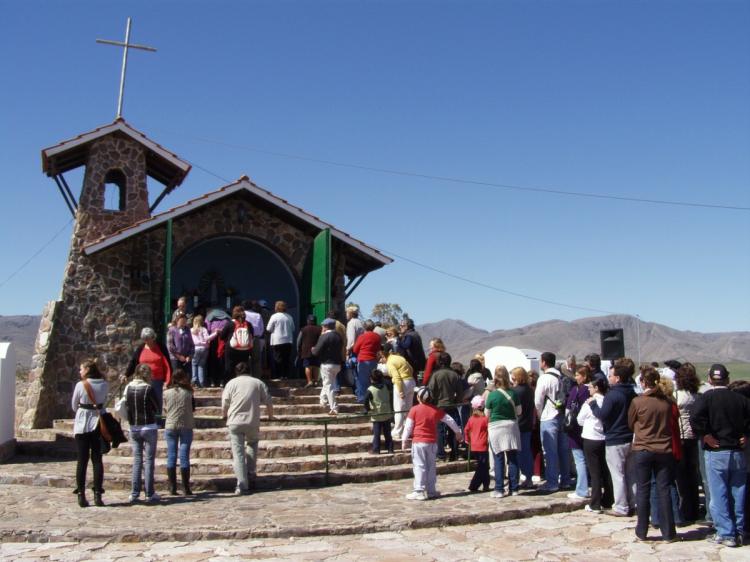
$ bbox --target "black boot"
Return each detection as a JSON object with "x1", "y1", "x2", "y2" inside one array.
[
  {"x1": 93, "y1": 490, "x2": 104, "y2": 507},
  {"x1": 167, "y1": 467, "x2": 178, "y2": 495},
  {"x1": 77, "y1": 490, "x2": 89, "y2": 508},
  {"x1": 181, "y1": 468, "x2": 193, "y2": 496}
]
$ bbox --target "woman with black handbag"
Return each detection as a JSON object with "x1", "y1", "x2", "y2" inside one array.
[{"x1": 71, "y1": 358, "x2": 109, "y2": 507}]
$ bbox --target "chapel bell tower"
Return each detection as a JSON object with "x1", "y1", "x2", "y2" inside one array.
[{"x1": 41, "y1": 119, "x2": 191, "y2": 245}]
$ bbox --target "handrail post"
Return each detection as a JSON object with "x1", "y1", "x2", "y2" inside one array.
[{"x1": 324, "y1": 421, "x2": 330, "y2": 486}]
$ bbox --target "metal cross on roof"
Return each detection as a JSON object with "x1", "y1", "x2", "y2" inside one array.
[{"x1": 96, "y1": 17, "x2": 156, "y2": 119}]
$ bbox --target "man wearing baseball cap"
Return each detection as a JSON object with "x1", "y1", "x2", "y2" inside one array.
[{"x1": 690, "y1": 364, "x2": 750, "y2": 547}]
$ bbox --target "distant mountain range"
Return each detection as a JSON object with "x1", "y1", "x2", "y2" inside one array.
[
  {"x1": 0, "y1": 315, "x2": 39, "y2": 369},
  {"x1": 1, "y1": 314, "x2": 748, "y2": 370},
  {"x1": 417, "y1": 315, "x2": 750, "y2": 366}
]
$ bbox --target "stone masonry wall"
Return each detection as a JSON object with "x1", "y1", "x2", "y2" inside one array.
[
  {"x1": 78, "y1": 135, "x2": 150, "y2": 243},
  {"x1": 21, "y1": 184, "x2": 351, "y2": 428},
  {"x1": 20, "y1": 135, "x2": 153, "y2": 429},
  {"x1": 20, "y1": 235, "x2": 155, "y2": 429},
  {"x1": 170, "y1": 192, "x2": 312, "y2": 278}
]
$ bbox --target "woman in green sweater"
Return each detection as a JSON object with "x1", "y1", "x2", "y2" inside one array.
[{"x1": 485, "y1": 366, "x2": 522, "y2": 498}]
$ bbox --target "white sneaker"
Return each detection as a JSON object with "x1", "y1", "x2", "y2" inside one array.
[
  {"x1": 490, "y1": 490, "x2": 505, "y2": 498},
  {"x1": 585, "y1": 505, "x2": 602, "y2": 514},
  {"x1": 510, "y1": 491, "x2": 520, "y2": 496},
  {"x1": 405, "y1": 491, "x2": 427, "y2": 501},
  {"x1": 567, "y1": 492, "x2": 588, "y2": 500},
  {"x1": 128, "y1": 494, "x2": 139, "y2": 503}
]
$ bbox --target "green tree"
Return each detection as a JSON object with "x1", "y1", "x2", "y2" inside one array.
[{"x1": 371, "y1": 303, "x2": 404, "y2": 327}]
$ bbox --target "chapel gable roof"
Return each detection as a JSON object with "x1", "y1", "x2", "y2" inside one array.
[
  {"x1": 41, "y1": 118, "x2": 191, "y2": 189},
  {"x1": 82, "y1": 177, "x2": 393, "y2": 277}
]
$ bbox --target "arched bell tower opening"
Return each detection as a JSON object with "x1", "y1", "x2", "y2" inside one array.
[{"x1": 103, "y1": 169, "x2": 127, "y2": 211}]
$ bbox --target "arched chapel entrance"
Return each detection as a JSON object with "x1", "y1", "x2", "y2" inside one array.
[{"x1": 172, "y1": 236, "x2": 300, "y2": 324}]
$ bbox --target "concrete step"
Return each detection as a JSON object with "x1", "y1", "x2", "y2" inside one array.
[
  {"x1": 39, "y1": 422, "x2": 374, "y2": 445},
  {"x1": 17, "y1": 428, "x2": 381, "y2": 461},
  {"x1": 195, "y1": 385, "x2": 356, "y2": 399},
  {"x1": 194, "y1": 403, "x2": 364, "y2": 417},
  {"x1": 106, "y1": 435, "x2": 383, "y2": 460},
  {"x1": 193, "y1": 393, "x2": 359, "y2": 407},
  {"x1": 0, "y1": 454, "x2": 470, "y2": 492},
  {"x1": 52, "y1": 412, "x2": 370, "y2": 433},
  {"x1": 102, "y1": 450, "x2": 422, "y2": 475}
]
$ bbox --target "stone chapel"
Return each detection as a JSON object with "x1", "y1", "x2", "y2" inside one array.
[{"x1": 19, "y1": 118, "x2": 391, "y2": 429}]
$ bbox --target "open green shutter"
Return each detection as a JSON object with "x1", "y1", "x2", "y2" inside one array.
[{"x1": 310, "y1": 228, "x2": 331, "y2": 323}]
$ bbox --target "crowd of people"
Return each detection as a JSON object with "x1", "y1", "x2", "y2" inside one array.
[{"x1": 70, "y1": 300, "x2": 750, "y2": 549}]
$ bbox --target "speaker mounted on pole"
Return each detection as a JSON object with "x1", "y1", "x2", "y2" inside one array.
[{"x1": 600, "y1": 329, "x2": 625, "y2": 360}]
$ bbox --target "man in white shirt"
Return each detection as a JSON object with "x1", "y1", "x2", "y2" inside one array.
[
  {"x1": 534, "y1": 351, "x2": 572, "y2": 493},
  {"x1": 222, "y1": 363, "x2": 274, "y2": 494}
]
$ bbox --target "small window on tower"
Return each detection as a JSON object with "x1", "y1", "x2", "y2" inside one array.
[{"x1": 103, "y1": 169, "x2": 127, "y2": 211}]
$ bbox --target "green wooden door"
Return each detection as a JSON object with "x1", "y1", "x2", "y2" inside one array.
[{"x1": 310, "y1": 228, "x2": 331, "y2": 322}]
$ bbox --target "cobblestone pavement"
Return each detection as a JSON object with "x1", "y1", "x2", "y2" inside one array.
[
  {"x1": 0, "y1": 512, "x2": 746, "y2": 561},
  {"x1": 0, "y1": 465, "x2": 588, "y2": 542},
  {"x1": 0, "y1": 464, "x2": 746, "y2": 560}
]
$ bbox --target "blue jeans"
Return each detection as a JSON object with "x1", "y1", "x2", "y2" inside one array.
[
  {"x1": 165, "y1": 428, "x2": 193, "y2": 469},
  {"x1": 356, "y1": 360, "x2": 377, "y2": 403},
  {"x1": 192, "y1": 348, "x2": 208, "y2": 387},
  {"x1": 519, "y1": 431, "x2": 534, "y2": 484},
  {"x1": 572, "y1": 447, "x2": 589, "y2": 497},
  {"x1": 650, "y1": 475, "x2": 684, "y2": 527},
  {"x1": 540, "y1": 414, "x2": 571, "y2": 490},
  {"x1": 705, "y1": 449, "x2": 747, "y2": 539},
  {"x1": 493, "y1": 449, "x2": 519, "y2": 493},
  {"x1": 130, "y1": 427, "x2": 158, "y2": 498},
  {"x1": 150, "y1": 379, "x2": 164, "y2": 416},
  {"x1": 698, "y1": 439, "x2": 712, "y2": 521}
]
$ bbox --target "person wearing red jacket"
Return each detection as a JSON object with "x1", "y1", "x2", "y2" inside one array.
[
  {"x1": 352, "y1": 320, "x2": 383, "y2": 404},
  {"x1": 421, "y1": 338, "x2": 446, "y2": 385}
]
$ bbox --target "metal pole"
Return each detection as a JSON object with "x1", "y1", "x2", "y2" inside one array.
[
  {"x1": 324, "y1": 421, "x2": 330, "y2": 486},
  {"x1": 58, "y1": 174, "x2": 78, "y2": 209},
  {"x1": 116, "y1": 17, "x2": 132, "y2": 118},
  {"x1": 53, "y1": 176, "x2": 76, "y2": 217}
]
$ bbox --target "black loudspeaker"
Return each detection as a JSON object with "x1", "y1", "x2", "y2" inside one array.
[{"x1": 600, "y1": 329, "x2": 625, "y2": 360}]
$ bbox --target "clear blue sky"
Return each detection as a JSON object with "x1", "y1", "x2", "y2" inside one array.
[{"x1": 1, "y1": 0, "x2": 748, "y2": 333}]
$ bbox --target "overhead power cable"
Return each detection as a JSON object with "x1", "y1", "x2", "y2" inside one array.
[
  {"x1": 162, "y1": 130, "x2": 750, "y2": 212},
  {"x1": 177, "y1": 156, "x2": 625, "y2": 315},
  {"x1": 0, "y1": 219, "x2": 73, "y2": 289},
  {"x1": 381, "y1": 249, "x2": 620, "y2": 315}
]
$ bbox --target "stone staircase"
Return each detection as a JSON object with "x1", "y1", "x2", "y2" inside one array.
[{"x1": 15, "y1": 379, "x2": 468, "y2": 492}]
